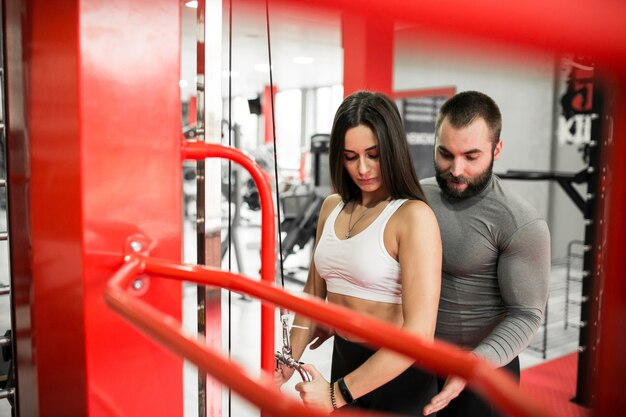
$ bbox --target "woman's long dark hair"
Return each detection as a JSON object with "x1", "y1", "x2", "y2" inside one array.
[{"x1": 329, "y1": 90, "x2": 427, "y2": 203}]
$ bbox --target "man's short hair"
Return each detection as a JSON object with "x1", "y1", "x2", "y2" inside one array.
[{"x1": 435, "y1": 91, "x2": 502, "y2": 144}]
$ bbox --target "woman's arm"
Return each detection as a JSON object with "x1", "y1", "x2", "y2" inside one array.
[
  {"x1": 287, "y1": 260, "x2": 327, "y2": 361},
  {"x1": 336, "y1": 200, "x2": 442, "y2": 405},
  {"x1": 277, "y1": 194, "x2": 341, "y2": 379}
]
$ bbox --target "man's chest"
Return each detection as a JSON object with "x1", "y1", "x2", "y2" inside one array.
[{"x1": 438, "y1": 213, "x2": 502, "y2": 278}]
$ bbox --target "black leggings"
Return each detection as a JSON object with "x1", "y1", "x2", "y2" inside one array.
[
  {"x1": 436, "y1": 356, "x2": 520, "y2": 417},
  {"x1": 331, "y1": 335, "x2": 437, "y2": 416}
]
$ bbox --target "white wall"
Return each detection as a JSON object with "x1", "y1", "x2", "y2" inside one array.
[{"x1": 394, "y1": 32, "x2": 582, "y2": 259}]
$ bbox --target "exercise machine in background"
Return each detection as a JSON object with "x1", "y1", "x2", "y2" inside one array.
[{"x1": 278, "y1": 134, "x2": 331, "y2": 284}]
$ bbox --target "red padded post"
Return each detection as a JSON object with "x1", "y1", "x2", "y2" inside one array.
[{"x1": 4, "y1": 0, "x2": 184, "y2": 415}]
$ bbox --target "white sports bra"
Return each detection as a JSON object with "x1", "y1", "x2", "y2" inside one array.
[{"x1": 313, "y1": 199, "x2": 408, "y2": 304}]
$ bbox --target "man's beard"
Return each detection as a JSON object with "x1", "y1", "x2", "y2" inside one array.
[{"x1": 434, "y1": 157, "x2": 494, "y2": 200}]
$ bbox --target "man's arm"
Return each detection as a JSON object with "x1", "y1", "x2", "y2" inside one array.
[
  {"x1": 424, "y1": 218, "x2": 550, "y2": 415},
  {"x1": 473, "y1": 219, "x2": 551, "y2": 366}
]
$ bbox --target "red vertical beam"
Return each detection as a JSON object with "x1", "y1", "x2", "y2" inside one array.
[
  {"x1": 341, "y1": 13, "x2": 393, "y2": 97},
  {"x1": 5, "y1": 0, "x2": 184, "y2": 415},
  {"x1": 30, "y1": 0, "x2": 87, "y2": 411},
  {"x1": 79, "y1": 1, "x2": 183, "y2": 416},
  {"x1": 263, "y1": 85, "x2": 278, "y2": 143},
  {"x1": 5, "y1": 0, "x2": 84, "y2": 414},
  {"x1": 594, "y1": 82, "x2": 626, "y2": 415}
]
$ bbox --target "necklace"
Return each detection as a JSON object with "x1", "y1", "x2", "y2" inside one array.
[{"x1": 345, "y1": 201, "x2": 372, "y2": 239}]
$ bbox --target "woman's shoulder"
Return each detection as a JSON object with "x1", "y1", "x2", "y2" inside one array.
[
  {"x1": 390, "y1": 199, "x2": 441, "y2": 245},
  {"x1": 323, "y1": 193, "x2": 343, "y2": 204},
  {"x1": 395, "y1": 198, "x2": 431, "y2": 213},
  {"x1": 393, "y1": 199, "x2": 438, "y2": 226},
  {"x1": 319, "y1": 194, "x2": 344, "y2": 221},
  {"x1": 321, "y1": 193, "x2": 343, "y2": 210}
]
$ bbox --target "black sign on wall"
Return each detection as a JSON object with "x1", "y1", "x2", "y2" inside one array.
[{"x1": 401, "y1": 95, "x2": 449, "y2": 180}]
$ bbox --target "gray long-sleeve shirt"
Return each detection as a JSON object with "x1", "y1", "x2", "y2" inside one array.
[{"x1": 421, "y1": 175, "x2": 550, "y2": 367}]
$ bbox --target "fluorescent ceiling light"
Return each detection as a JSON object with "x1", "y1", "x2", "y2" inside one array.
[
  {"x1": 179, "y1": 80, "x2": 189, "y2": 88},
  {"x1": 254, "y1": 63, "x2": 273, "y2": 72},
  {"x1": 185, "y1": 1, "x2": 198, "y2": 9},
  {"x1": 293, "y1": 56, "x2": 314, "y2": 64}
]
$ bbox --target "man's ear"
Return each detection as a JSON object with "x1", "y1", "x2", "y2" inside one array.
[{"x1": 493, "y1": 140, "x2": 503, "y2": 161}]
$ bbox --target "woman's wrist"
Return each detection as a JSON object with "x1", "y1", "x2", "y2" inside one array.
[
  {"x1": 329, "y1": 381, "x2": 347, "y2": 409},
  {"x1": 336, "y1": 377, "x2": 356, "y2": 406},
  {"x1": 329, "y1": 381, "x2": 338, "y2": 410}
]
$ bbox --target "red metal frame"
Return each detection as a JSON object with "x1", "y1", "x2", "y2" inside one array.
[
  {"x1": 593, "y1": 87, "x2": 626, "y2": 416},
  {"x1": 181, "y1": 141, "x2": 276, "y2": 375},
  {"x1": 105, "y1": 250, "x2": 554, "y2": 417}
]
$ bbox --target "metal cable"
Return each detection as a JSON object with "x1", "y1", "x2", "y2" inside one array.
[
  {"x1": 264, "y1": 0, "x2": 311, "y2": 384},
  {"x1": 227, "y1": 0, "x2": 233, "y2": 414},
  {"x1": 264, "y1": 0, "x2": 286, "y2": 289}
]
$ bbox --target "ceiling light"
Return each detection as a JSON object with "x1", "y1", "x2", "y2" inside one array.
[
  {"x1": 293, "y1": 56, "x2": 314, "y2": 64},
  {"x1": 254, "y1": 63, "x2": 273, "y2": 72},
  {"x1": 185, "y1": 1, "x2": 198, "y2": 8}
]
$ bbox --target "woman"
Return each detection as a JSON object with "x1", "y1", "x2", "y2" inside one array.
[{"x1": 276, "y1": 91, "x2": 442, "y2": 415}]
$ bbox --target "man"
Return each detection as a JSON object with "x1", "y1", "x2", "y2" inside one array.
[{"x1": 421, "y1": 91, "x2": 551, "y2": 417}]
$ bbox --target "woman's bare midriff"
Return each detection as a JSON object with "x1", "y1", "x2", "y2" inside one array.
[{"x1": 327, "y1": 291, "x2": 403, "y2": 342}]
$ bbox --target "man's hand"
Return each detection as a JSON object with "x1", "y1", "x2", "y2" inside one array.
[{"x1": 423, "y1": 375, "x2": 466, "y2": 415}]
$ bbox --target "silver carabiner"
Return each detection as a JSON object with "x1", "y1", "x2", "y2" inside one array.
[{"x1": 275, "y1": 309, "x2": 312, "y2": 382}]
